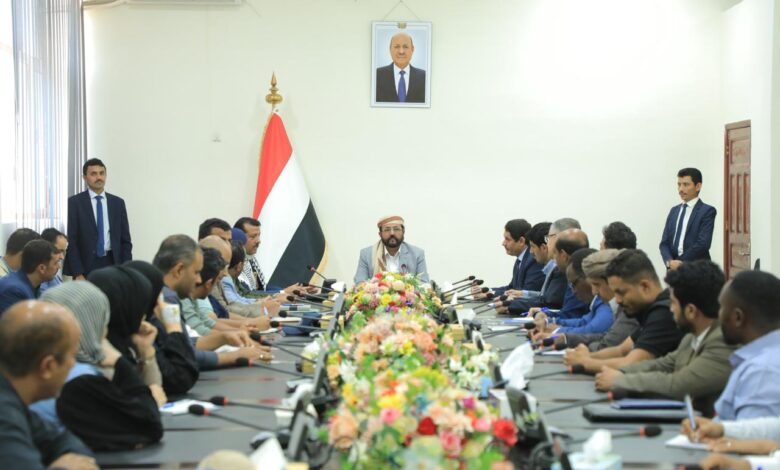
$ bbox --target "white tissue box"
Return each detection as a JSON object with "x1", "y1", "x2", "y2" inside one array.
[{"x1": 553, "y1": 453, "x2": 621, "y2": 470}]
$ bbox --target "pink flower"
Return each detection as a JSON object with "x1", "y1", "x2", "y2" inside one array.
[
  {"x1": 439, "y1": 431, "x2": 462, "y2": 457},
  {"x1": 380, "y1": 407, "x2": 402, "y2": 425},
  {"x1": 462, "y1": 396, "x2": 476, "y2": 410},
  {"x1": 473, "y1": 417, "x2": 491, "y2": 433}
]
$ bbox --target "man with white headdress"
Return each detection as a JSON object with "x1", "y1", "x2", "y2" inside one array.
[{"x1": 354, "y1": 215, "x2": 428, "y2": 284}]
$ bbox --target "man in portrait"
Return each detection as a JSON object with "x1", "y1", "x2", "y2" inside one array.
[{"x1": 375, "y1": 31, "x2": 426, "y2": 103}]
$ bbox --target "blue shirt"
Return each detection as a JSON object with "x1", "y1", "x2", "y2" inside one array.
[
  {"x1": 39, "y1": 273, "x2": 63, "y2": 294},
  {"x1": 521, "y1": 259, "x2": 556, "y2": 297},
  {"x1": 714, "y1": 328, "x2": 780, "y2": 421},
  {"x1": 555, "y1": 296, "x2": 614, "y2": 334},
  {"x1": 222, "y1": 276, "x2": 255, "y2": 305},
  {"x1": 0, "y1": 270, "x2": 38, "y2": 315},
  {"x1": 551, "y1": 285, "x2": 590, "y2": 320}
]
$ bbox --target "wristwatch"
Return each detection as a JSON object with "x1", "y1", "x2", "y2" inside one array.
[{"x1": 665, "y1": 260, "x2": 671, "y2": 270}]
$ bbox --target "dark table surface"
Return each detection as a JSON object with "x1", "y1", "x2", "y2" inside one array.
[{"x1": 96, "y1": 309, "x2": 714, "y2": 469}]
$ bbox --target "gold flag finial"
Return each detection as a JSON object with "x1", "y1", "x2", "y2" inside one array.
[{"x1": 265, "y1": 73, "x2": 283, "y2": 110}]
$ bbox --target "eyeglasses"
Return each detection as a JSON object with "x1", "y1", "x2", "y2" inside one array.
[
  {"x1": 381, "y1": 226, "x2": 404, "y2": 233},
  {"x1": 544, "y1": 233, "x2": 557, "y2": 244}
]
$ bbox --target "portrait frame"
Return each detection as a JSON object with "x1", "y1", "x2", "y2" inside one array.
[{"x1": 371, "y1": 21, "x2": 432, "y2": 108}]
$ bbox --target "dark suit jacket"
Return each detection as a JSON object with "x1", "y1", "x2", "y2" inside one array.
[
  {"x1": 0, "y1": 270, "x2": 37, "y2": 315},
  {"x1": 493, "y1": 249, "x2": 545, "y2": 296},
  {"x1": 64, "y1": 191, "x2": 132, "y2": 276},
  {"x1": 507, "y1": 266, "x2": 567, "y2": 314},
  {"x1": 375, "y1": 64, "x2": 426, "y2": 103},
  {"x1": 659, "y1": 199, "x2": 716, "y2": 263}
]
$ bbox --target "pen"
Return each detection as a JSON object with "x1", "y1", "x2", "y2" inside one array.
[{"x1": 684, "y1": 394, "x2": 697, "y2": 432}]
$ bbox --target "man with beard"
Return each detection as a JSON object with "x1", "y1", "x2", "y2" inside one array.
[
  {"x1": 593, "y1": 260, "x2": 734, "y2": 417},
  {"x1": 354, "y1": 215, "x2": 428, "y2": 283},
  {"x1": 564, "y1": 249, "x2": 684, "y2": 373}
]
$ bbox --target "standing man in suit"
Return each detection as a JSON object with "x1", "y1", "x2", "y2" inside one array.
[
  {"x1": 491, "y1": 219, "x2": 545, "y2": 296},
  {"x1": 375, "y1": 31, "x2": 426, "y2": 103},
  {"x1": 354, "y1": 215, "x2": 428, "y2": 283},
  {"x1": 64, "y1": 158, "x2": 132, "y2": 279},
  {"x1": 659, "y1": 168, "x2": 716, "y2": 270}
]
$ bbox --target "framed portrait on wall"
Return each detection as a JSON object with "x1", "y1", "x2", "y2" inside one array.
[{"x1": 371, "y1": 21, "x2": 431, "y2": 108}]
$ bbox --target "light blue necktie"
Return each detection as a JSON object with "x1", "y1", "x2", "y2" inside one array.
[
  {"x1": 398, "y1": 71, "x2": 407, "y2": 102},
  {"x1": 96, "y1": 195, "x2": 105, "y2": 257}
]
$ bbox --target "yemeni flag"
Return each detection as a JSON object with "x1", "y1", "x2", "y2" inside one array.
[{"x1": 253, "y1": 112, "x2": 327, "y2": 287}]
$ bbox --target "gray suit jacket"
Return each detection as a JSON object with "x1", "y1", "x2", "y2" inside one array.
[
  {"x1": 354, "y1": 242, "x2": 428, "y2": 284},
  {"x1": 614, "y1": 321, "x2": 735, "y2": 417}
]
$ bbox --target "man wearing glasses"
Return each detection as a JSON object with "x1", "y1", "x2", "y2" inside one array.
[{"x1": 354, "y1": 215, "x2": 429, "y2": 284}]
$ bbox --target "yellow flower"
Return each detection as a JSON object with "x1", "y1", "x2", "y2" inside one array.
[
  {"x1": 400, "y1": 340, "x2": 414, "y2": 355},
  {"x1": 380, "y1": 294, "x2": 392, "y2": 305},
  {"x1": 377, "y1": 393, "x2": 404, "y2": 410}
]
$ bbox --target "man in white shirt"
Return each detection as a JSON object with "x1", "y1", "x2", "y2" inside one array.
[
  {"x1": 659, "y1": 167, "x2": 717, "y2": 271},
  {"x1": 354, "y1": 215, "x2": 428, "y2": 284}
]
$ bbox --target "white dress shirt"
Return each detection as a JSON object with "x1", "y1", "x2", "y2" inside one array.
[
  {"x1": 690, "y1": 326, "x2": 710, "y2": 353},
  {"x1": 88, "y1": 188, "x2": 111, "y2": 252},
  {"x1": 384, "y1": 247, "x2": 401, "y2": 273},
  {"x1": 674, "y1": 197, "x2": 699, "y2": 257},
  {"x1": 393, "y1": 64, "x2": 410, "y2": 96}
]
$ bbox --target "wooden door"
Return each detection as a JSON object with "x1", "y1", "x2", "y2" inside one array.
[{"x1": 724, "y1": 121, "x2": 751, "y2": 278}]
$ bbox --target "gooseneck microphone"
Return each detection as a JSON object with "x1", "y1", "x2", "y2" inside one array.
[
  {"x1": 188, "y1": 404, "x2": 275, "y2": 431},
  {"x1": 235, "y1": 357, "x2": 310, "y2": 378},
  {"x1": 285, "y1": 296, "x2": 331, "y2": 311},
  {"x1": 208, "y1": 395, "x2": 282, "y2": 412},
  {"x1": 544, "y1": 391, "x2": 616, "y2": 414},
  {"x1": 306, "y1": 265, "x2": 327, "y2": 281},
  {"x1": 526, "y1": 365, "x2": 585, "y2": 381},
  {"x1": 440, "y1": 279, "x2": 484, "y2": 296}
]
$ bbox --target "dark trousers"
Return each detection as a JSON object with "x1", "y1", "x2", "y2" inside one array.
[{"x1": 87, "y1": 251, "x2": 114, "y2": 274}]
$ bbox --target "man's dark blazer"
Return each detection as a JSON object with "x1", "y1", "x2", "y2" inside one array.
[
  {"x1": 493, "y1": 249, "x2": 545, "y2": 296},
  {"x1": 64, "y1": 191, "x2": 132, "y2": 277},
  {"x1": 0, "y1": 270, "x2": 37, "y2": 315},
  {"x1": 659, "y1": 199, "x2": 716, "y2": 263},
  {"x1": 375, "y1": 64, "x2": 426, "y2": 103},
  {"x1": 507, "y1": 266, "x2": 567, "y2": 315}
]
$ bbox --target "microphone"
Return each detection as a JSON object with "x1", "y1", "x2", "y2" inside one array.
[
  {"x1": 467, "y1": 292, "x2": 495, "y2": 303},
  {"x1": 273, "y1": 344, "x2": 316, "y2": 363},
  {"x1": 449, "y1": 275, "x2": 477, "y2": 286},
  {"x1": 566, "y1": 425, "x2": 662, "y2": 445},
  {"x1": 188, "y1": 404, "x2": 275, "y2": 432},
  {"x1": 525, "y1": 366, "x2": 583, "y2": 381},
  {"x1": 292, "y1": 289, "x2": 329, "y2": 302},
  {"x1": 248, "y1": 331, "x2": 272, "y2": 346},
  {"x1": 544, "y1": 392, "x2": 616, "y2": 414},
  {"x1": 235, "y1": 357, "x2": 310, "y2": 378},
  {"x1": 440, "y1": 280, "x2": 484, "y2": 296},
  {"x1": 277, "y1": 310, "x2": 317, "y2": 320},
  {"x1": 273, "y1": 321, "x2": 325, "y2": 333},
  {"x1": 482, "y1": 326, "x2": 529, "y2": 339},
  {"x1": 285, "y1": 296, "x2": 331, "y2": 311},
  {"x1": 306, "y1": 265, "x2": 327, "y2": 281},
  {"x1": 208, "y1": 395, "x2": 283, "y2": 412},
  {"x1": 460, "y1": 287, "x2": 490, "y2": 298},
  {"x1": 303, "y1": 282, "x2": 341, "y2": 294}
]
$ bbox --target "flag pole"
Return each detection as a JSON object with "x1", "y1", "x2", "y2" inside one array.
[{"x1": 265, "y1": 72, "x2": 283, "y2": 111}]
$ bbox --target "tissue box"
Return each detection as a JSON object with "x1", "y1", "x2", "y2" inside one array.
[
  {"x1": 449, "y1": 324, "x2": 465, "y2": 341},
  {"x1": 552, "y1": 453, "x2": 622, "y2": 470}
]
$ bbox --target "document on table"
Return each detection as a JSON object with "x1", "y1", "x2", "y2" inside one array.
[
  {"x1": 540, "y1": 350, "x2": 566, "y2": 356},
  {"x1": 665, "y1": 434, "x2": 708, "y2": 450}
]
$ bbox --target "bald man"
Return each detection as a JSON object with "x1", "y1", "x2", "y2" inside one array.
[
  {"x1": 376, "y1": 31, "x2": 426, "y2": 103},
  {"x1": 0, "y1": 301, "x2": 97, "y2": 470}
]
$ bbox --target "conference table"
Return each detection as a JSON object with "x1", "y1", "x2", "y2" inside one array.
[{"x1": 96, "y1": 306, "x2": 715, "y2": 469}]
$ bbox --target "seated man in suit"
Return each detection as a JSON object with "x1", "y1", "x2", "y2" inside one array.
[
  {"x1": 594, "y1": 260, "x2": 734, "y2": 418},
  {"x1": 354, "y1": 215, "x2": 428, "y2": 283},
  {"x1": 564, "y1": 249, "x2": 684, "y2": 374},
  {"x1": 0, "y1": 240, "x2": 59, "y2": 315},
  {"x1": 375, "y1": 31, "x2": 426, "y2": 103},
  {"x1": 64, "y1": 158, "x2": 133, "y2": 279},
  {"x1": 490, "y1": 219, "x2": 544, "y2": 296},
  {"x1": 39, "y1": 228, "x2": 68, "y2": 294},
  {"x1": 0, "y1": 228, "x2": 40, "y2": 279},
  {"x1": 659, "y1": 167, "x2": 717, "y2": 270},
  {"x1": 531, "y1": 248, "x2": 614, "y2": 339},
  {"x1": 600, "y1": 221, "x2": 637, "y2": 250},
  {"x1": 495, "y1": 222, "x2": 565, "y2": 315},
  {"x1": 0, "y1": 300, "x2": 96, "y2": 470}
]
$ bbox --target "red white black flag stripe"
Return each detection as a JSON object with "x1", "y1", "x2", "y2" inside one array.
[{"x1": 253, "y1": 112, "x2": 327, "y2": 287}]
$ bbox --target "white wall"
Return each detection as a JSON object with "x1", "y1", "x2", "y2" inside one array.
[
  {"x1": 84, "y1": 0, "x2": 727, "y2": 285},
  {"x1": 721, "y1": 0, "x2": 777, "y2": 273}
]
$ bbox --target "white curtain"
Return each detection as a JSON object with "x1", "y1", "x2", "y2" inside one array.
[{"x1": 3, "y1": 0, "x2": 86, "y2": 242}]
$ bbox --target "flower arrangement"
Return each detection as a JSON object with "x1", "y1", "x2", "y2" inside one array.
[{"x1": 322, "y1": 272, "x2": 515, "y2": 468}]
